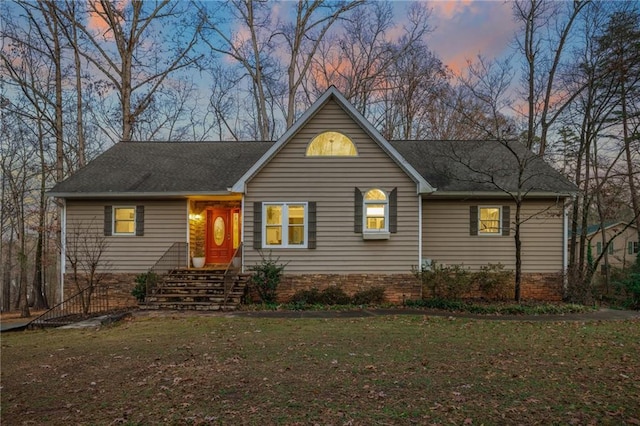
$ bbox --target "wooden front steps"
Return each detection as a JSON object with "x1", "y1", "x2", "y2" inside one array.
[{"x1": 141, "y1": 267, "x2": 251, "y2": 311}]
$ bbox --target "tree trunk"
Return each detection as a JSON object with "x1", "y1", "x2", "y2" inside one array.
[{"x1": 514, "y1": 201, "x2": 522, "y2": 302}]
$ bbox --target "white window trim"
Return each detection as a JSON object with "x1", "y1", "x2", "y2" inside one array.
[
  {"x1": 478, "y1": 205, "x2": 502, "y2": 236},
  {"x1": 262, "y1": 202, "x2": 308, "y2": 248},
  {"x1": 363, "y1": 189, "x2": 390, "y2": 239},
  {"x1": 113, "y1": 206, "x2": 136, "y2": 236}
]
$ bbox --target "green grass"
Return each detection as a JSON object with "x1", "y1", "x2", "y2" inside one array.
[{"x1": 2, "y1": 314, "x2": 639, "y2": 425}]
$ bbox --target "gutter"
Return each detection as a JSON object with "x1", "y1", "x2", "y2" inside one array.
[
  {"x1": 46, "y1": 191, "x2": 239, "y2": 199},
  {"x1": 422, "y1": 191, "x2": 577, "y2": 199}
]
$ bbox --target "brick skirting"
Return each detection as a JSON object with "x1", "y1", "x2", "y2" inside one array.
[
  {"x1": 274, "y1": 274, "x2": 422, "y2": 304},
  {"x1": 268, "y1": 272, "x2": 563, "y2": 304},
  {"x1": 64, "y1": 270, "x2": 563, "y2": 309},
  {"x1": 520, "y1": 272, "x2": 564, "y2": 301}
]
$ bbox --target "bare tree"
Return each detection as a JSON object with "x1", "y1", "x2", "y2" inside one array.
[
  {"x1": 513, "y1": 0, "x2": 589, "y2": 155},
  {"x1": 57, "y1": 0, "x2": 203, "y2": 142},
  {"x1": 595, "y1": 4, "x2": 640, "y2": 245},
  {"x1": 450, "y1": 56, "x2": 573, "y2": 302},
  {"x1": 64, "y1": 220, "x2": 110, "y2": 315},
  {"x1": 380, "y1": 41, "x2": 448, "y2": 140},
  {"x1": 200, "y1": 0, "x2": 279, "y2": 140},
  {"x1": 279, "y1": 0, "x2": 364, "y2": 128},
  {"x1": 307, "y1": 1, "x2": 433, "y2": 124}
]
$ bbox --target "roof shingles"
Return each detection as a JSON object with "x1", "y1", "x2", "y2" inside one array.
[
  {"x1": 50, "y1": 139, "x2": 576, "y2": 198},
  {"x1": 49, "y1": 141, "x2": 273, "y2": 196}
]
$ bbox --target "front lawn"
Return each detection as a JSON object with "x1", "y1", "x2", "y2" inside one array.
[{"x1": 2, "y1": 314, "x2": 639, "y2": 424}]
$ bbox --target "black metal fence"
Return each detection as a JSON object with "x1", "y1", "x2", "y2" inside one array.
[{"x1": 28, "y1": 285, "x2": 112, "y2": 328}]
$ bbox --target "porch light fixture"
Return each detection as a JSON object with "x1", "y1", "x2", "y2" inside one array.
[{"x1": 189, "y1": 213, "x2": 202, "y2": 221}]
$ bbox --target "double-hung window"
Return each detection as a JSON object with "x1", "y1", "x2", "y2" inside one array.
[
  {"x1": 470, "y1": 205, "x2": 509, "y2": 236},
  {"x1": 479, "y1": 206, "x2": 501, "y2": 235},
  {"x1": 364, "y1": 189, "x2": 388, "y2": 234},
  {"x1": 263, "y1": 202, "x2": 307, "y2": 248},
  {"x1": 354, "y1": 187, "x2": 397, "y2": 239},
  {"x1": 113, "y1": 207, "x2": 136, "y2": 235}
]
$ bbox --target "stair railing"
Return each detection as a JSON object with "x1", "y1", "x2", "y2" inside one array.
[
  {"x1": 147, "y1": 242, "x2": 188, "y2": 296},
  {"x1": 222, "y1": 243, "x2": 244, "y2": 309},
  {"x1": 28, "y1": 284, "x2": 114, "y2": 329}
]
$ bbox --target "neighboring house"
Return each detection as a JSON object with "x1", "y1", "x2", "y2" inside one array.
[
  {"x1": 48, "y1": 87, "x2": 577, "y2": 303},
  {"x1": 578, "y1": 222, "x2": 639, "y2": 270}
]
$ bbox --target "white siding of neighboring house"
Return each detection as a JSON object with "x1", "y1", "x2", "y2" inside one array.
[
  {"x1": 243, "y1": 98, "x2": 420, "y2": 274},
  {"x1": 65, "y1": 199, "x2": 188, "y2": 273},
  {"x1": 422, "y1": 198, "x2": 566, "y2": 273}
]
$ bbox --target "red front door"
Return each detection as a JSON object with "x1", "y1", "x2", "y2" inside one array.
[{"x1": 206, "y1": 208, "x2": 232, "y2": 264}]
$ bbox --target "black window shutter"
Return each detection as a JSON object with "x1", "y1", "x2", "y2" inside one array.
[
  {"x1": 501, "y1": 206, "x2": 510, "y2": 236},
  {"x1": 389, "y1": 188, "x2": 398, "y2": 233},
  {"x1": 469, "y1": 206, "x2": 478, "y2": 236},
  {"x1": 308, "y1": 202, "x2": 317, "y2": 249},
  {"x1": 104, "y1": 206, "x2": 112, "y2": 236},
  {"x1": 629, "y1": 241, "x2": 634, "y2": 255},
  {"x1": 135, "y1": 205, "x2": 145, "y2": 236},
  {"x1": 253, "y1": 202, "x2": 262, "y2": 249},
  {"x1": 354, "y1": 188, "x2": 363, "y2": 233}
]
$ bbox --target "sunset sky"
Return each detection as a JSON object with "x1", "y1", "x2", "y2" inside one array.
[
  {"x1": 82, "y1": 0, "x2": 519, "y2": 75},
  {"x1": 408, "y1": 0, "x2": 518, "y2": 73}
]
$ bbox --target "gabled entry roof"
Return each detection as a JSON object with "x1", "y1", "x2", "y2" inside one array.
[{"x1": 230, "y1": 86, "x2": 435, "y2": 194}]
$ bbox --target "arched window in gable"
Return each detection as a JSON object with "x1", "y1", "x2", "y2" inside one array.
[{"x1": 306, "y1": 131, "x2": 357, "y2": 157}]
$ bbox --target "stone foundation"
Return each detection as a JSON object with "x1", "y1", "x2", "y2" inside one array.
[
  {"x1": 259, "y1": 272, "x2": 563, "y2": 304},
  {"x1": 260, "y1": 274, "x2": 422, "y2": 304},
  {"x1": 63, "y1": 273, "x2": 138, "y2": 308}
]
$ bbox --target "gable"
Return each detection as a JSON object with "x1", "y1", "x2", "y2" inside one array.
[
  {"x1": 251, "y1": 98, "x2": 414, "y2": 183},
  {"x1": 231, "y1": 86, "x2": 433, "y2": 194}
]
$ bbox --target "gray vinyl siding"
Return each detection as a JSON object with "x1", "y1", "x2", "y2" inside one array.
[
  {"x1": 65, "y1": 199, "x2": 188, "y2": 273},
  {"x1": 422, "y1": 199, "x2": 565, "y2": 273},
  {"x1": 244, "y1": 99, "x2": 420, "y2": 274}
]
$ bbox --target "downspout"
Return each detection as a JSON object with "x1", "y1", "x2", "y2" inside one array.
[
  {"x1": 240, "y1": 195, "x2": 245, "y2": 273},
  {"x1": 563, "y1": 199, "x2": 568, "y2": 295},
  {"x1": 418, "y1": 193, "x2": 423, "y2": 300},
  {"x1": 60, "y1": 198, "x2": 66, "y2": 304},
  {"x1": 186, "y1": 200, "x2": 190, "y2": 268}
]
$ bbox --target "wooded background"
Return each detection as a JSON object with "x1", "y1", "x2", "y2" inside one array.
[{"x1": 1, "y1": 0, "x2": 638, "y2": 314}]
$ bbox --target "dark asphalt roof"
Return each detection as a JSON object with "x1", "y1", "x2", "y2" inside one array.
[
  {"x1": 49, "y1": 141, "x2": 273, "y2": 196},
  {"x1": 49, "y1": 139, "x2": 576, "y2": 197},
  {"x1": 391, "y1": 140, "x2": 577, "y2": 194}
]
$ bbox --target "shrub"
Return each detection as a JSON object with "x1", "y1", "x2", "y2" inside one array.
[
  {"x1": 413, "y1": 262, "x2": 472, "y2": 300},
  {"x1": 289, "y1": 286, "x2": 386, "y2": 306},
  {"x1": 351, "y1": 286, "x2": 386, "y2": 305},
  {"x1": 612, "y1": 254, "x2": 640, "y2": 309},
  {"x1": 290, "y1": 288, "x2": 322, "y2": 305},
  {"x1": 248, "y1": 251, "x2": 287, "y2": 304},
  {"x1": 319, "y1": 286, "x2": 351, "y2": 305},
  {"x1": 475, "y1": 263, "x2": 514, "y2": 300},
  {"x1": 132, "y1": 272, "x2": 158, "y2": 302}
]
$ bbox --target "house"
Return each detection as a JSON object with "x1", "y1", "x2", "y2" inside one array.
[
  {"x1": 577, "y1": 222, "x2": 639, "y2": 270},
  {"x1": 48, "y1": 87, "x2": 577, "y2": 305}
]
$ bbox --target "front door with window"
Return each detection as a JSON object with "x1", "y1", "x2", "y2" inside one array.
[{"x1": 206, "y1": 208, "x2": 233, "y2": 264}]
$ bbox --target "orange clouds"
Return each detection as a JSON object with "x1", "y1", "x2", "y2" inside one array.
[
  {"x1": 87, "y1": 0, "x2": 127, "y2": 38},
  {"x1": 427, "y1": 0, "x2": 517, "y2": 75}
]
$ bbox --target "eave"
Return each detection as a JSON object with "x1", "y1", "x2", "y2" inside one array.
[
  {"x1": 46, "y1": 190, "x2": 237, "y2": 199},
  {"x1": 424, "y1": 191, "x2": 575, "y2": 199}
]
